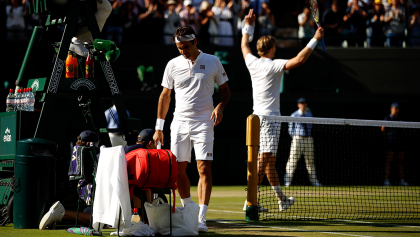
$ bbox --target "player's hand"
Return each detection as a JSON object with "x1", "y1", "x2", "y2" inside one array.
[
  {"x1": 211, "y1": 106, "x2": 224, "y2": 126},
  {"x1": 153, "y1": 130, "x2": 164, "y2": 146},
  {"x1": 314, "y1": 27, "x2": 324, "y2": 41},
  {"x1": 244, "y1": 9, "x2": 256, "y2": 26}
]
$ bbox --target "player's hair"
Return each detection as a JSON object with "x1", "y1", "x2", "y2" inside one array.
[
  {"x1": 257, "y1": 36, "x2": 276, "y2": 56},
  {"x1": 173, "y1": 26, "x2": 197, "y2": 43},
  {"x1": 76, "y1": 136, "x2": 88, "y2": 146}
]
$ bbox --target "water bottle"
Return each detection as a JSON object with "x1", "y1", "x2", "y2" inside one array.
[
  {"x1": 28, "y1": 88, "x2": 35, "y2": 112},
  {"x1": 22, "y1": 88, "x2": 28, "y2": 111},
  {"x1": 15, "y1": 89, "x2": 20, "y2": 111},
  {"x1": 6, "y1": 89, "x2": 14, "y2": 112}
]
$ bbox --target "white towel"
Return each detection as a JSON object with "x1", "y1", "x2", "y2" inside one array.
[{"x1": 93, "y1": 146, "x2": 131, "y2": 230}]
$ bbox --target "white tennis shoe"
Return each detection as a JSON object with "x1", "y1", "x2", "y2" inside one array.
[
  {"x1": 198, "y1": 215, "x2": 208, "y2": 232},
  {"x1": 243, "y1": 200, "x2": 268, "y2": 212},
  {"x1": 278, "y1": 197, "x2": 295, "y2": 211},
  {"x1": 39, "y1": 201, "x2": 65, "y2": 230}
]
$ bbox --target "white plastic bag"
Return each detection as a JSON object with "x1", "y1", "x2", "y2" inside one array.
[{"x1": 144, "y1": 198, "x2": 199, "y2": 236}]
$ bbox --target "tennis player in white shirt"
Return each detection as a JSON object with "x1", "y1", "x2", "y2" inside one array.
[
  {"x1": 153, "y1": 26, "x2": 231, "y2": 232},
  {"x1": 241, "y1": 9, "x2": 324, "y2": 212}
]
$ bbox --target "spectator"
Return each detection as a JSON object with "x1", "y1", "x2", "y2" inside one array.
[
  {"x1": 343, "y1": 0, "x2": 367, "y2": 47},
  {"x1": 122, "y1": 1, "x2": 139, "y2": 44},
  {"x1": 138, "y1": 0, "x2": 164, "y2": 44},
  {"x1": 163, "y1": 0, "x2": 181, "y2": 45},
  {"x1": 382, "y1": 103, "x2": 408, "y2": 186},
  {"x1": 322, "y1": 0, "x2": 343, "y2": 46},
  {"x1": 298, "y1": 6, "x2": 316, "y2": 45},
  {"x1": 285, "y1": 98, "x2": 322, "y2": 187},
  {"x1": 123, "y1": 0, "x2": 145, "y2": 15},
  {"x1": 105, "y1": 0, "x2": 124, "y2": 44},
  {"x1": 6, "y1": 0, "x2": 27, "y2": 42},
  {"x1": 105, "y1": 103, "x2": 131, "y2": 147},
  {"x1": 385, "y1": 0, "x2": 405, "y2": 47},
  {"x1": 237, "y1": 0, "x2": 252, "y2": 35},
  {"x1": 212, "y1": 0, "x2": 234, "y2": 46},
  {"x1": 180, "y1": 0, "x2": 200, "y2": 35},
  {"x1": 367, "y1": 0, "x2": 386, "y2": 47},
  {"x1": 199, "y1": 1, "x2": 219, "y2": 45},
  {"x1": 347, "y1": 0, "x2": 369, "y2": 8},
  {"x1": 231, "y1": 0, "x2": 242, "y2": 37},
  {"x1": 249, "y1": 0, "x2": 269, "y2": 15},
  {"x1": 408, "y1": 6, "x2": 420, "y2": 46},
  {"x1": 258, "y1": 2, "x2": 275, "y2": 36}
]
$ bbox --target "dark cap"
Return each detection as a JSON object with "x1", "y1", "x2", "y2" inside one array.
[
  {"x1": 297, "y1": 97, "x2": 307, "y2": 104},
  {"x1": 79, "y1": 130, "x2": 99, "y2": 142},
  {"x1": 138, "y1": 129, "x2": 155, "y2": 142},
  {"x1": 390, "y1": 102, "x2": 399, "y2": 108}
]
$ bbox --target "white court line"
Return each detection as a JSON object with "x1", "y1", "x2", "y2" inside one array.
[
  {"x1": 214, "y1": 220, "x2": 372, "y2": 237},
  {"x1": 209, "y1": 209, "x2": 420, "y2": 228}
]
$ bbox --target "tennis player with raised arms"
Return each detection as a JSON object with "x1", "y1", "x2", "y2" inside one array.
[
  {"x1": 241, "y1": 9, "x2": 324, "y2": 212},
  {"x1": 153, "y1": 26, "x2": 231, "y2": 232}
]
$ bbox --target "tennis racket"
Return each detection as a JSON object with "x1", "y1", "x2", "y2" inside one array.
[{"x1": 309, "y1": 0, "x2": 326, "y2": 51}]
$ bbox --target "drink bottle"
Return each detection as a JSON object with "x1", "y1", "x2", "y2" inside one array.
[
  {"x1": 66, "y1": 51, "x2": 74, "y2": 78},
  {"x1": 6, "y1": 89, "x2": 14, "y2": 112},
  {"x1": 85, "y1": 51, "x2": 94, "y2": 78},
  {"x1": 73, "y1": 52, "x2": 79, "y2": 78},
  {"x1": 28, "y1": 88, "x2": 35, "y2": 112}
]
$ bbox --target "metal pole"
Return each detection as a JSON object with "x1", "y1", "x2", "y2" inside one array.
[{"x1": 246, "y1": 114, "x2": 259, "y2": 221}]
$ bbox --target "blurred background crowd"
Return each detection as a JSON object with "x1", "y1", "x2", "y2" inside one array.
[{"x1": 1, "y1": 0, "x2": 420, "y2": 48}]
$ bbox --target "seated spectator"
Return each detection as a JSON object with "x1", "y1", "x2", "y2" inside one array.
[
  {"x1": 408, "y1": 6, "x2": 420, "y2": 46},
  {"x1": 180, "y1": 0, "x2": 200, "y2": 35},
  {"x1": 163, "y1": 0, "x2": 181, "y2": 45},
  {"x1": 138, "y1": 0, "x2": 164, "y2": 44},
  {"x1": 258, "y1": 2, "x2": 275, "y2": 36},
  {"x1": 367, "y1": 0, "x2": 386, "y2": 47},
  {"x1": 122, "y1": 1, "x2": 139, "y2": 44},
  {"x1": 385, "y1": 0, "x2": 405, "y2": 47},
  {"x1": 343, "y1": 0, "x2": 367, "y2": 47},
  {"x1": 6, "y1": 0, "x2": 27, "y2": 42},
  {"x1": 347, "y1": 0, "x2": 370, "y2": 8},
  {"x1": 322, "y1": 0, "x2": 343, "y2": 46},
  {"x1": 212, "y1": 0, "x2": 234, "y2": 46},
  {"x1": 298, "y1": 6, "x2": 316, "y2": 45},
  {"x1": 106, "y1": 0, "x2": 124, "y2": 45},
  {"x1": 199, "y1": 1, "x2": 219, "y2": 45}
]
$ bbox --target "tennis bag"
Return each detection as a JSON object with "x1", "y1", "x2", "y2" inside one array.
[{"x1": 126, "y1": 148, "x2": 178, "y2": 211}]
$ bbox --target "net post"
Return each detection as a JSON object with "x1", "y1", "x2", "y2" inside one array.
[{"x1": 246, "y1": 114, "x2": 260, "y2": 221}]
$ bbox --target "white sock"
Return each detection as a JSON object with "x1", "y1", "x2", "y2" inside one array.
[
  {"x1": 272, "y1": 185, "x2": 286, "y2": 201},
  {"x1": 181, "y1": 197, "x2": 192, "y2": 207},
  {"x1": 199, "y1": 205, "x2": 208, "y2": 219}
]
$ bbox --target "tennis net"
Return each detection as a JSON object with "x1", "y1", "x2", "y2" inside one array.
[{"x1": 248, "y1": 115, "x2": 420, "y2": 220}]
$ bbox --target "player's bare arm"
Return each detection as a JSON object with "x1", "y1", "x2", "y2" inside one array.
[
  {"x1": 211, "y1": 83, "x2": 231, "y2": 126},
  {"x1": 153, "y1": 87, "x2": 172, "y2": 146},
  {"x1": 283, "y1": 27, "x2": 324, "y2": 71},
  {"x1": 241, "y1": 9, "x2": 255, "y2": 59}
]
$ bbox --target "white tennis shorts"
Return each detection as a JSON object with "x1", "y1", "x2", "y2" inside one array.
[
  {"x1": 170, "y1": 120, "x2": 214, "y2": 163},
  {"x1": 258, "y1": 112, "x2": 281, "y2": 154}
]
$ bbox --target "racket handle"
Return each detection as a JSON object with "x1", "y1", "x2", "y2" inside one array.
[
  {"x1": 321, "y1": 38, "x2": 326, "y2": 51},
  {"x1": 157, "y1": 141, "x2": 161, "y2": 149}
]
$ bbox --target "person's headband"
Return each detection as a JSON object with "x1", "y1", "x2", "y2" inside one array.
[{"x1": 175, "y1": 34, "x2": 196, "y2": 43}]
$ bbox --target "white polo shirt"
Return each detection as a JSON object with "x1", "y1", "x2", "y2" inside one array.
[
  {"x1": 162, "y1": 51, "x2": 229, "y2": 121},
  {"x1": 245, "y1": 53, "x2": 288, "y2": 115}
]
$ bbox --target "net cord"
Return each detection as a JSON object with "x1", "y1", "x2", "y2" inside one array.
[{"x1": 259, "y1": 115, "x2": 420, "y2": 129}]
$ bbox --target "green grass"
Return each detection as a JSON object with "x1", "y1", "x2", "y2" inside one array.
[{"x1": 1, "y1": 186, "x2": 420, "y2": 236}]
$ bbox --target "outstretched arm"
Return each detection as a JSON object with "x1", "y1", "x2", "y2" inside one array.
[
  {"x1": 153, "y1": 87, "x2": 172, "y2": 146},
  {"x1": 241, "y1": 9, "x2": 255, "y2": 60},
  {"x1": 211, "y1": 83, "x2": 231, "y2": 126},
  {"x1": 283, "y1": 27, "x2": 324, "y2": 71}
]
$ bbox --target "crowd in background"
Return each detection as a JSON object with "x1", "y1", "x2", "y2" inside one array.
[{"x1": 1, "y1": 0, "x2": 420, "y2": 47}]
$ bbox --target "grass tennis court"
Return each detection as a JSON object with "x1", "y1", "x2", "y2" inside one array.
[{"x1": 1, "y1": 186, "x2": 420, "y2": 236}]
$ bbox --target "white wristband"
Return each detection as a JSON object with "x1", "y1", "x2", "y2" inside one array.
[
  {"x1": 155, "y1": 118, "x2": 165, "y2": 130},
  {"x1": 306, "y1": 38, "x2": 318, "y2": 50},
  {"x1": 242, "y1": 25, "x2": 252, "y2": 35}
]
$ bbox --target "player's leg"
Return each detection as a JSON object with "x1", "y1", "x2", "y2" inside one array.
[
  {"x1": 384, "y1": 151, "x2": 394, "y2": 186},
  {"x1": 171, "y1": 120, "x2": 193, "y2": 205},
  {"x1": 284, "y1": 135, "x2": 301, "y2": 187},
  {"x1": 397, "y1": 151, "x2": 408, "y2": 186},
  {"x1": 197, "y1": 160, "x2": 212, "y2": 206},
  {"x1": 304, "y1": 137, "x2": 321, "y2": 186}
]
